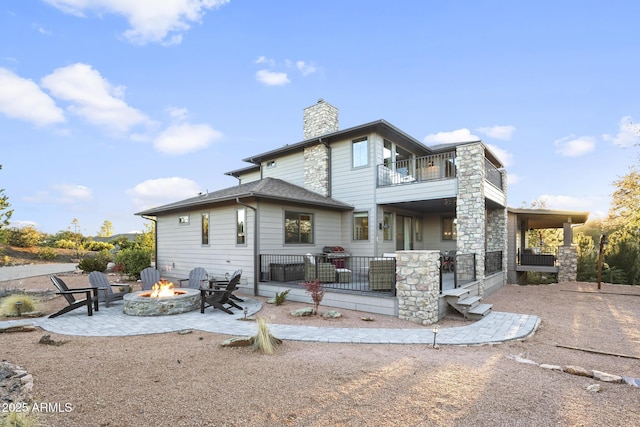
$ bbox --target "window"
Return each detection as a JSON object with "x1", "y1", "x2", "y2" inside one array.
[
  {"x1": 442, "y1": 217, "x2": 457, "y2": 240},
  {"x1": 284, "y1": 211, "x2": 314, "y2": 244},
  {"x1": 383, "y1": 212, "x2": 393, "y2": 241},
  {"x1": 415, "y1": 217, "x2": 423, "y2": 241},
  {"x1": 353, "y1": 212, "x2": 369, "y2": 240},
  {"x1": 266, "y1": 160, "x2": 276, "y2": 168},
  {"x1": 178, "y1": 215, "x2": 190, "y2": 225},
  {"x1": 201, "y1": 213, "x2": 209, "y2": 245},
  {"x1": 236, "y1": 209, "x2": 246, "y2": 245},
  {"x1": 352, "y1": 137, "x2": 368, "y2": 168}
]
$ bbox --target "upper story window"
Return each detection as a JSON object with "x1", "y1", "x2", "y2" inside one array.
[
  {"x1": 352, "y1": 137, "x2": 369, "y2": 168},
  {"x1": 284, "y1": 211, "x2": 314, "y2": 244},
  {"x1": 266, "y1": 160, "x2": 276, "y2": 168},
  {"x1": 178, "y1": 215, "x2": 190, "y2": 225},
  {"x1": 201, "y1": 213, "x2": 209, "y2": 245},
  {"x1": 236, "y1": 209, "x2": 246, "y2": 245}
]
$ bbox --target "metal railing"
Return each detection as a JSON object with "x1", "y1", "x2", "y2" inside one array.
[
  {"x1": 485, "y1": 250, "x2": 503, "y2": 275},
  {"x1": 485, "y1": 158, "x2": 503, "y2": 190},
  {"x1": 454, "y1": 253, "x2": 476, "y2": 288},
  {"x1": 378, "y1": 152, "x2": 456, "y2": 187},
  {"x1": 259, "y1": 254, "x2": 396, "y2": 296}
]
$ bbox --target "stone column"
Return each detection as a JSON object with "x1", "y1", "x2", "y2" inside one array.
[
  {"x1": 303, "y1": 99, "x2": 338, "y2": 140},
  {"x1": 304, "y1": 144, "x2": 329, "y2": 196},
  {"x1": 557, "y1": 245, "x2": 578, "y2": 282},
  {"x1": 396, "y1": 250, "x2": 440, "y2": 325},
  {"x1": 456, "y1": 143, "x2": 486, "y2": 294}
]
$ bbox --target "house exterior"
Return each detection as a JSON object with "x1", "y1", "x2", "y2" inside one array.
[{"x1": 136, "y1": 99, "x2": 511, "y2": 324}]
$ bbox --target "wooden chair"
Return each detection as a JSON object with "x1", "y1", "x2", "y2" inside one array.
[
  {"x1": 200, "y1": 270, "x2": 243, "y2": 314},
  {"x1": 49, "y1": 275, "x2": 99, "y2": 318},
  {"x1": 179, "y1": 267, "x2": 207, "y2": 289},
  {"x1": 88, "y1": 271, "x2": 131, "y2": 307},
  {"x1": 140, "y1": 267, "x2": 161, "y2": 291}
]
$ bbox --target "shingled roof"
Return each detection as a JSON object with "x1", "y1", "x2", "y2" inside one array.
[{"x1": 135, "y1": 177, "x2": 353, "y2": 216}]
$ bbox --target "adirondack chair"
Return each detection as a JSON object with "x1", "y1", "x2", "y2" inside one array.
[
  {"x1": 88, "y1": 271, "x2": 131, "y2": 307},
  {"x1": 49, "y1": 275, "x2": 99, "y2": 318},
  {"x1": 200, "y1": 269, "x2": 243, "y2": 314},
  {"x1": 206, "y1": 269, "x2": 244, "y2": 302},
  {"x1": 179, "y1": 267, "x2": 207, "y2": 289},
  {"x1": 140, "y1": 267, "x2": 161, "y2": 291}
]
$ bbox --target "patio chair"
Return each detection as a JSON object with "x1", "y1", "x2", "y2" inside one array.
[
  {"x1": 140, "y1": 267, "x2": 161, "y2": 291},
  {"x1": 179, "y1": 267, "x2": 207, "y2": 289},
  {"x1": 304, "y1": 254, "x2": 336, "y2": 282},
  {"x1": 49, "y1": 275, "x2": 99, "y2": 318},
  {"x1": 206, "y1": 269, "x2": 244, "y2": 302},
  {"x1": 88, "y1": 271, "x2": 131, "y2": 307},
  {"x1": 368, "y1": 258, "x2": 396, "y2": 291},
  {"x1": 200, "y1": 270, "x2": 243, "y2": 314}
]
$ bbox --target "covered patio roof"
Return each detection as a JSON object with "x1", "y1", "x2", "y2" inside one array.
[{"x1": 508, "y1": 208, "x2": 589, "y2": 229}]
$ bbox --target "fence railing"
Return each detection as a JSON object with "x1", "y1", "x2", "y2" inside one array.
[
  {"x1": 454, "y1": 253, "x2": 476, "y2": 288},
  {"x1": 485, "y1": 158, "x2": 503, "y2": 190},
  {"x1": 259, "y1": 254, "x2": 396, "y2": 296},
  {"x1": 485, "y1": 250, "x2": 503, "y2": 275},
  {"x1": 378, "y1": 151, "x2": 456, "y2": 187}
]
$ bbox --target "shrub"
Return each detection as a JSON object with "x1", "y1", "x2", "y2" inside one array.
[
  {"x1": 274, "y1": 290, "x2": 289, "y2": 306},
  {"x1": 78, "y1": 253, "x2": 110, "y2": 273},
  {"x1": 115, "y1": 248, "x2": 151, "y2": 280},
  {"x1": 6, "y1": 226, "x2": 42, "y2": 248},
  {"x1": 84, "y1": 241, "x2": 114, "y2": 252},
  {"x1": 301, "y1": 279, "x2": 324, "y2": 314},
  {"x1": 252, "y1": 318, "x2": 280, "y2": 355},
  {"x1": 0, "y1": 294, "x2": 38, "y2": 316},
  {"x1": 54, "y1": 239, "x2": 77, "y2": 249},
  {"x1": 37, "y1": 247, "x2": 57, "y2": 261}
]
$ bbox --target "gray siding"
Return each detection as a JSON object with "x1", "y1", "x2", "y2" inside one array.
[{"x1": 261, "y1": 152, "x2": 304, "y2": 187}]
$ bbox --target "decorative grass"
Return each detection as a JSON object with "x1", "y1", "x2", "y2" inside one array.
[
  {"x1": 252, "y1": 318, "x2": 280, "y2": 355},
  {"x1": 0, "y1": 294, "x2": 38, "y2": 317}
]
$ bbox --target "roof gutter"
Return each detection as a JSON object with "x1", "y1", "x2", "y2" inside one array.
[{"x1": 236, "y1": 197, "x2": 259, "y2": 296}]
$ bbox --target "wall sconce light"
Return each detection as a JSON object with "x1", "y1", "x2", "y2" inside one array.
[{"x1": 379, "y1": 223, "x2": 390, "y2": 230}]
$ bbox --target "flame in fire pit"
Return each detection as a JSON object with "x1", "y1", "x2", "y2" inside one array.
[{"x1": 150, "y1": 280, "x2": 176, "y2": 298}]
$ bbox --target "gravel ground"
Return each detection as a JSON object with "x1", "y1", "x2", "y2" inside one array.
[{"x1": 1, "y1": 274, "x2": 640, "y2": 426}]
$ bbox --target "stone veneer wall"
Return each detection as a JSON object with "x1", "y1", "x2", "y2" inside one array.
[
  {"x1": 396, "y1": 250, "x2": 440, "y2": 325},
  {"x1": 304, "y1": 144, "x2": 329, "y2": 196},
  {"x1": 557, "y1": 245, "x2": 578, "y2": 282},
  {"x1": 303, "y1": 99, "x2": 339, "y2": 140},
  {"x1": 456, "y1": 143, "x2": 486, "y2": 295}
]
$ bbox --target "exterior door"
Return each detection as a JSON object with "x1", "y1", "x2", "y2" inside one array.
[{"x1": 396, "y1": 215, "x2": 413, "y2": 250}]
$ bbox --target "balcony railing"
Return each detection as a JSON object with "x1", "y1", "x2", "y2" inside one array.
[
  {"x1": 485, "y1": 250, "x2": 503, "y2": 275},
  {"x1": 259, "y1": 254, "x2": 396, "y2": 296},
  {"x1": 378, "y1": 152, "x2": 456, "y2": 187},
  {"x1": 485, "y1": 159, "x2": 503, "y2": 190}
]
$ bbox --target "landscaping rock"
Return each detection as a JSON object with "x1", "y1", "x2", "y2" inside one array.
[
  {"x1": 564, "y1": 365, "x2": 591, "y2": 377},
  {"x1": 266, "y1": 298, "x2": 276, "y2": 304},
  {"x1": 540, "y1": 364, "x2": 563, "y2": 372},
  {"x1": 291, "y1": 308, "x2": 313, "y2": 317},
  {"x1": 0, "y1": 323, "x2": 36, "y2": 333},
  {"x1": 322, "y1": 310, "x2": 341, "y2": 319},
  {"x1": 623, "y1": 376, "x2": 640, "y2": 388},
  {"x1": 586, "y1": 384, "x2": 601, "y2": 393},
  {"x1": 38, "y1": 334, "x2": 65, "y2": 346},
  {"x1": 510, "y1": 355, "x2": 538, "y2": 366},
  {"x1": 221, "y1": 337, "x2": 253, "y2": 347},
  {"x1": 592, "y1": 370, "x2": 623, "y2": 383}
]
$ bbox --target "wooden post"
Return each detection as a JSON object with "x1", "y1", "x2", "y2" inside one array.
[{"x1": 597, "y1": 234, "x2": 606, "y2": 290}]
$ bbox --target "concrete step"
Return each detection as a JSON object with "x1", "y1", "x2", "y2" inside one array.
[
  {"x1": 457, "y1": 295, "x2": 481, "y2": 307},
  {"x1": 441, "y1": 287, "x2": 469, "y2": 298},
  {"x1": 467, "y1": 303, "x2": 493, "y2": 320}
]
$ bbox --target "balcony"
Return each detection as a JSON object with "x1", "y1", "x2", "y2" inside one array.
[{"x1": 377, "y1": 152, "x2": 456, "y2": 187}]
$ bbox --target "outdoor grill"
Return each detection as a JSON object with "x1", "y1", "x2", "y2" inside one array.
[{"x1": 322, "y1": 246, "x2": 349, "y2": 268}]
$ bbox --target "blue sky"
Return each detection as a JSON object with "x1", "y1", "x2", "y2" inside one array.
[{"x1": 1, "y1": 0, "x2": 638, "y2": 235}]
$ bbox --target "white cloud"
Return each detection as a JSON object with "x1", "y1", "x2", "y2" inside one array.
[
  {"x1": 127, "y1": 177, "x2": 201, "y2": 210},
  {"x1": 166, "y1": 106, "x2": 189, "y2": 121},
  {"x1": 41, "y1": 63, "x2": 150, "y2": 134},
  {"x1": 506, "y1": 173, "x2": 521, "y2": 186},
  {"x1": 486, "y1": 144, "x2": 513, "y2": 167},
  {"x1": 43, "y1": 0, "x2": 230, "y2": 45},
  {"x1": 423, "y1": 128, "x2": 480, "y2": 144},
  {"x1": 476, "y1": 125, "x2": 516, "y2": 140},
  {"x1": 296, "y1": 60, "x2": 316, "y2": 76},
  {"x1": 534, "y1": 194, "x2": 601, "y2": 213},
  {"x1": 255, "y1": 56, "x2": 275, "y2": 67},
  {"x1": 602, "y1": 115, "x2": 640, "y2": 147},
  {"x1": 153, "y1": 123, "x2": 222, "y2": 155},
  {"x1": 0, "y1": 68, "x2": 65, "y2": 126},
  {"x1": 554, "y1": 135, "x2": 595, "y2": 157},
  {"x1": 52, "y1": 183, "x2": 93, "y2": 204},
  {"x1": 256, "y1": 69, "x2": 290, "y2": 86}
]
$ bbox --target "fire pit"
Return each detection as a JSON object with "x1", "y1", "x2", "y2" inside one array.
[{"x1": 123, "y1": 280, "x2": 200, "y2": 316}]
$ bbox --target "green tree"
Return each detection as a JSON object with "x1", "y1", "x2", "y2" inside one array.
[
  {"x1": 0, "y1": 165, "x2": 13, "y2": 232},
  {"x1": 97, "y1": 220, "x2": 113, "y2": 237}
]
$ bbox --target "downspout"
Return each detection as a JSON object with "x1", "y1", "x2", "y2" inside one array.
[
  {"x1": 236, "y1": 197, "x2": 259, "y2": 296},
  {"x1": 142, "y1": 215, "x2": 158, "y2": 268}
]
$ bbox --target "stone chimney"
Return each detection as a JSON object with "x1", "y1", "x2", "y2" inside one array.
[
  {"x1": 303, "y1": 99, "x2": 339, "y2": 139},
  {"x1": 302, "y1": 99, "x2": 338, "y2": 197}
]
